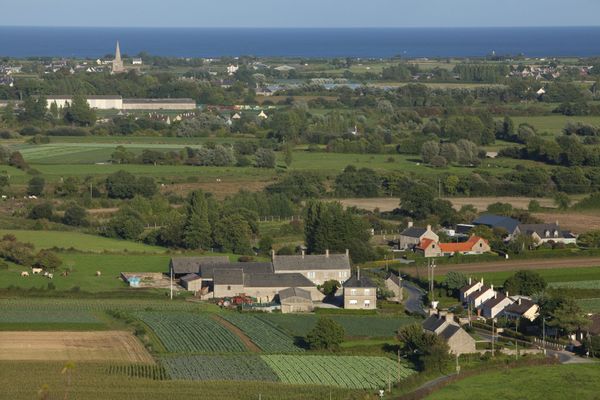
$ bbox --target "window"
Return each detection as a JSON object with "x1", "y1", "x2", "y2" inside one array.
[
  {"x1": 227, "y1": 285, "x2": 231, "y2": 290},
  {"x1": 351, "y1": 289, "x2": 357, "y2": 295},
  {"x1": 364, "y1": 300, "x2": 371, "y2": 307},
  {"x1": 349, "y1": 300, "x2": 358, "y2": 305},
  {"x1": 308, "y1": 271, "x2": 316, "y2": 279},
  {"x1": 339, "y1": 271, "x2": 346, "y2": 278},
  {"x1": 364, "y1": 289, "x2": 371, "y2": 295}
]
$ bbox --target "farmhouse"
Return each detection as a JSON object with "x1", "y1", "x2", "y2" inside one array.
[
  {"x1": 272, "y1": 250, "x2": 351, "y2": 285},
  {"x1": 398, "y1": 222, "x2": 439, "y2": 250},
  {"x1": 416, "y1": 236, "x2": 490, "y2": 258},
  {"x1": 422, "y1": 311, "x2": 476, "y2": 355},
  {"x1": 343, "y1": 273, "x2": 377, "y2": 310},
  {"x1": 515, "y1": 222, "x2": 577, "y2": 246},
  {"x1": 278, "y1": 287, "x2": 314, "y2": 313},
  {"x1": 503, "y1": 297, "x2": 540, "y2": 322}
]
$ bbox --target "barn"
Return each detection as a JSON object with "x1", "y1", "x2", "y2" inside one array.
[
  {"x1": 278, "y1": 287, "x2": 313, "y2": 313},
  {"x1": 180, "y1": 274, "x2": 203, "y2": 292}
]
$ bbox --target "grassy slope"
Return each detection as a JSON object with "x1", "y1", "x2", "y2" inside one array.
[
  {"x1": 426, "y1": 364, "x2": 600, "y2": 400},
  {"x1": 0, "y1": 229, "x2": 166, "y2": 253}
]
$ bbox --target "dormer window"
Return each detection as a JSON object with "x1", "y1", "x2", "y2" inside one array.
[
  {"x1": 554, "y1": 230, "x2": 559, "y2": 237},
  {"x1": 545, "y1": 230, "x2": 550, "y2": 238}
]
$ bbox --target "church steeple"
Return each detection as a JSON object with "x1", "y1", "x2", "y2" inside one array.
[{"x1": 112, "y1": 40, "x2": 125, "y2": 73}]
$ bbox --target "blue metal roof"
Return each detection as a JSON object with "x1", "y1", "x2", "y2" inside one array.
[{"x1": 473, "y1": 214, "x2": 519, "y2": 233}]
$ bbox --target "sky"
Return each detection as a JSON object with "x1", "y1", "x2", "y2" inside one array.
[{"x1": 1, "y1": 0, "x2": 599, "y2": 28}]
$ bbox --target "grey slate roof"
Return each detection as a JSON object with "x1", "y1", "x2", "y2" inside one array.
[
  {"x1": 180, "y1": 273, "x2": 202, "y2": 283},
  {"x1": 518, "y1": 223, "x2": 575, "y2": 239},
  {"x1": 438, "y1": 324, "x2": 462, "y2": 341},
  {"x1": 481, "y1": 293, "x2": 510, "y2": 309},
  {"x1": 422, "y1": 315, "x2": 447, "y2": 333},
  {"x1": 244, "y1": 272, "x2": 314, "y2": 288},
  {"x1": 400, "y1": 226, "x2": 427, "y2": 238},
  {"x1": 473, "y1": 214, "x2": 519, "y2": 233},
  {"x1": 343, "y1": 275, "x2": 376, "y2": 288},
  {"x1": 201, "y1": 262, "x2": 272, "y2": 279},
  {"x1": 505, "y1": 299, "x2": 537, "y2": 315},
  {"x1": 213, "y1": 269, "x2": 244, "y2": 285},
  {"x1": 273, "y1": 254, "x2": 350, "y2": 272},
  {"x1": 279, "y1": 287, "x2": 312, "y2": 301},
  {"x1": 467, "y1": 286, "x2": 492, "y2": 302},
  {"x1": 170, "y1": 256, "x2": 230, "y2": 274}
]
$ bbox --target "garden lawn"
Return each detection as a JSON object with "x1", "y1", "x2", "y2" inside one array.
[
  {"x1": 426, "y1": 364, "x2": 600, "y2": 400},
  {"x1": 0, "y1": 229, "x2": 166, "y2": 253}
]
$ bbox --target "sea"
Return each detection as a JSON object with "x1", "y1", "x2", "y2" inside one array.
[{"x1": 1, "y1": 26, "x2": 600, "y2": 58}]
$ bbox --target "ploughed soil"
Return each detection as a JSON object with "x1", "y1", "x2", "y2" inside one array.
[{"x1": 0, "y1": 331, "x2": 154, "y2": 363}]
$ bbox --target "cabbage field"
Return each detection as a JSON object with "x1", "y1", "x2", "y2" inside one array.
[
  {"x1": 162, "y1": 355, "x2": 278, "y2": 382},
  {"x1": 136, "y1": 312, "x2": 247, "y2": 353},
  {"x1": 221, "y1": 314, "x2": 303, "y2": 353}
]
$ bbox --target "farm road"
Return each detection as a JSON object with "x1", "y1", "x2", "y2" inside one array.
[{"x1": 433, "y1": 257, "x2": 600, "y2": 276}]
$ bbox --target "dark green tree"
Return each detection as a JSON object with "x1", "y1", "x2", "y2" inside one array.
[
  {"x1": 183, "y1": 190, "x2": 213, "y2": 250},
  {"x1": 305, "y1": 317, "x2": 345, "y2": 351},
  {"x1": 28, "y1": 202, "x2": 53, "y2": 220},
  {"x1": 63, "y1": 95, "x2": 96, "y2": 126},
  {"x1": 105, "y1": 170, "x2": 137, "y2": 199},
  {"x1": 62, "y1": 204, "x2": 88, "y2": 227},
  {"x1": 503, "y1": 270, "x2": 547, "y2": 296},
  {"x1": 27, "y1": 176, "x2": 45, "y2": 196}
]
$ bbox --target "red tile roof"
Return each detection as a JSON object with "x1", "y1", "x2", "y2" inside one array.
[
  {"x1": 439, "y1": 236, "x2": 487, "y2": 253},
  {"x1": 416, "y1": 238, "x2": 435, "y2": 250}
]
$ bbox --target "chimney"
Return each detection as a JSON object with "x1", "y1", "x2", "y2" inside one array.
[
  {"x1": 407, "y1": 221, "x2": 414, "y2": 228},
  {"x1": 505, "y1": 291, "x2": 509, "y2": 298},
  {"x1": 345, "y1": 248, "x2": 349, "y2": 258},
  {"x1": 271, "y1": 249, "x2": 275, "y2": 261},
  {"x1": 325, "y1": 249, "x2": 329, "y2": 258},
  {"x1": 480, "y1": 278, "x2": 484, "y2": 284},
  {"x1": 491, "y1": 284, "x2": 494, "y2": 292},
  {"x1": 357, "y1": 267, "x2": 361, "y2": 281},
  {"x1": 494, "y1": 292, "x2": 497, "y2": 299},
  {"x1": 518, "y1": 298, "x2": 522, "y2": 305},
  {"x1": 445, "y1": 312, "x2": 454, "y2": 322},
  {"x1": 301, "y1": 250, "x2": 305, "y2": 259},
  {"x1": 426, "y1": 224, "x2": 431, "y2": 231},
  {"x1": 468, "y1": 277, "x2": 472, "y2": 285}
]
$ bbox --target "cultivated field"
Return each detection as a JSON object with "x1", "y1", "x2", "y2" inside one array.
[
  {"x1": 162, "y1": 355, "x2": 279, "y2": 382},
  {"x1": 0, "y1": 331, "x2": 153, "y2": 363},
  {"x1": 532, "y1": 211, "x2": 600, "y2": 233},
  {"x1": 338, "y1": 197, "x2": 556, "y2": 212},
  {"x1": 221, "y1": 314, "x2": 303, "y2": 353}
]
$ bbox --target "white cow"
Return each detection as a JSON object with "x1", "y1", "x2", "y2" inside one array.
[
  {"x1": 32, "y1": 267, "x2": 43, "y2": 274},
  {"x1": 48, "y1": 273, "x2": 53, "y2": 279},
  {"x1": 20, "y1": 271, "x2": 29, "y2": 277}
]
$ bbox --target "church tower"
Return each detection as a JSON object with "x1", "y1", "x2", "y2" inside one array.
[{"x1": 112, "y1": 41, "x2": 125, "y2": 73}]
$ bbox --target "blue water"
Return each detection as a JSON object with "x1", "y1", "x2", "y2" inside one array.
[{"x1": 1, "y1": 26, "x2": 600, "y2": 58}]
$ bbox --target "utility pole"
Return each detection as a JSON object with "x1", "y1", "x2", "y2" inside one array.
[
  {"x1": 438, "y1": 178, "x2": 442, "y2": 198},
  {"x1": 515, "y1": 317, "x2": 520, "y2": 360},
  {"x1": 170, "y1": 265, "x2": 173, "y2": 300},
  {"x1": 491, "y1": 318, "x2": 495, "y2": 356},
  {"x1": 542, "y1": 317, "x2": 546, "y2": 355},
  {"x1": 89, "y1": 182, "x2": 93, "y2": 198}
]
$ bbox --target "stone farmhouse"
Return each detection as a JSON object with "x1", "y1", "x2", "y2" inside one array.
[
  {"x1": 398, "y1": 222, "x2": 438, "y2": 250},
  {"x1": 416, "y1": 236, "x2": 491, "y2": 258},
  {"x1": 343, "y1": 272, "x2": 377, "y2": 310},
  {"x1": 385, "y1": 272, "x2": 403, "y2": 303},
  {"x1": 473, "y1": 214, "x2": 576, "y2": 246},
  {"x1": 422, "y1": 311, "x2": 476, "y2": 355},
  {"x1": 169, "y1": 250, "x2": 352, "y2": 305}
]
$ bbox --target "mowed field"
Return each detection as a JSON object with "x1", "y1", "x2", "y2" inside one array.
[
  {"x1": 511, "y1": 115, "x2": 600, "y2": 136},
  {"x1": 0, "y1": 229, "x2": 166, "y2": 253},
  {"x1": 0, "y1": 331, "x2": 153, "y2": 363}
]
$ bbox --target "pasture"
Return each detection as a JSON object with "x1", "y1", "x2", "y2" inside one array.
[
  {"x1": 0, "y1": 331, "x2": 153, "y2": 363},
  {"x1": 425, "y1": 364, "x2": 600, "y2": 400},
  {"x1": 0, "y1": 229, "x2": 166, "y2": 253},
  {"x1": 511, "y1": 115, "x2": 600, "y2": 136}
]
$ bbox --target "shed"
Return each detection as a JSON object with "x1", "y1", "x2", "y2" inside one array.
[
  {"x1": 279, "y1": 287, "x2": 313, "y2": 313},
  {"x1": 180, "y1": 273, "x2": 203, "y2": 291}
]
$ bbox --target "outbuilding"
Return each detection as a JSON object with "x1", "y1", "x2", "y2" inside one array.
[
  {"x1": 279, "y1": 287, "x2": 313, "y2": 313},
  {"x1": 180, "y1": 273, "x2": 203, "y2": 292}
]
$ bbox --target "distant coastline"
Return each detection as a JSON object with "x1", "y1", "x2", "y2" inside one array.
[{"x1": 1, "y1": 26, "x2": 600, "y2": 58}]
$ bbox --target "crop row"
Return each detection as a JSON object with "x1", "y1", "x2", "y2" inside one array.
[
  {"x1": 161, "y1": 355, "x2": 279, "y2": 382},
  {"x1": 258, "y1": 314, "x2": 419, "y2": 338},
  {"x1": 221, "y1": 314, "x2": 303, "y2": 353},
  {"x1": 0, "y1": 298, "x2": 203, "y2": 312},
  {"x1": 261, "y1": 355, "x2": 414, "y2": 389},
  {"x1": 136, "y1": 312, "x2": 247, "y2": 353},
  {"x1": 0, "y1": 310, "x2": 99, "y2": 324},
  {"x1": 549, "y1": 280, "x2": 600, "y2": 289},
  {"x1": 106, "y1": 364, "x2": 168, "y2": 380}
]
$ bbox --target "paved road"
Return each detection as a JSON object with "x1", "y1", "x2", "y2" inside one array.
[
  {"x1": 433, "y1": 256, "x2": 600, "y2": 276},
  {"x1": 403, "y1": 281, "x2": 426, "y2": 316}
]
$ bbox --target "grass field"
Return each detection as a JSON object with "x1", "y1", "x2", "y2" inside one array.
[
  {"x1": 0, "y1": 361, "x2": 360, "y2": 400},
  {"x1": 426, "y1": 364, "x2": 600, "y2": 400},
  {"x1": 512, "y1": 115, "x2": 600, "y2": 136},
  {"x1": 0, "y1": 229, "x2": 166, "y2": 253},
  {"x1": 577, "y1": 298, "x2": 600, "y2": 313},
  {"x1": 437, "y1": 266, "x2": 600, "y2": 286}
]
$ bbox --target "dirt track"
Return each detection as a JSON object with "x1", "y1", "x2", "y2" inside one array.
[
  {"x1": 429, "y1": 257, "x2": 600, "y2": 276},
  {"x1": 212, "y1": 315, "x2": 261, "y2": 353},
  {"x1": 0, "y1": 331, "x2": 153, "y2": 363}
]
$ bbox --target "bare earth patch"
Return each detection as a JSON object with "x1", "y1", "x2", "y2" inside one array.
[
  {"x1": 431, "y1": 257, "x2": 600, "y2": 276},
  {"x1": 0, "y1": 331, "x2": 153, "y2": 363},
  {"x1": 338, "y1": 197, "x2": 556, "y2": 212},
  {"x1": 533, "y1": 212, "x2": 600, "y2": 233}
]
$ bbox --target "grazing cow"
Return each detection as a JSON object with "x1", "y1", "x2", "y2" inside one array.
[
  {"x1": 48, "y1": 273, "x2": 53, "y2": 279},
  {"x1": 95, "y1": 271, "x2": 101, "y2": 277},
  {"x1": 20, "y1": 271, "x2": 29, "y2": 277},
  {"x1": 32, "y1": 267, "x2": 43, "y2": 274}
]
